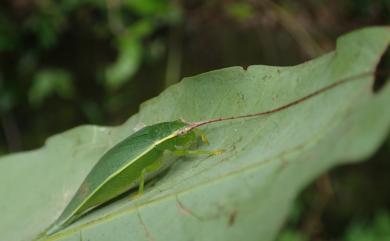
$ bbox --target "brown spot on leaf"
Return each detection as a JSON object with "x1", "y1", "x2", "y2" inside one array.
[{"x1": 228, "y1": 209, "x2": 239, "y2": 227}]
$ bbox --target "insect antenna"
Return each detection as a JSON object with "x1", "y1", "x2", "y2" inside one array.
[{"x1": 188, "y1": 70, "x2": 380, "y2": 130}]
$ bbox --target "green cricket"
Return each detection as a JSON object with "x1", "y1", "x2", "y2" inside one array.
[{"x1": 43, "y1": 70, "x2": 374, "y2": 236}]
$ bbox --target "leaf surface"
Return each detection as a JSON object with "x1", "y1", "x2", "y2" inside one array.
[{"x1": 0, "y1": 27, "x2": 390, "y2": 241}]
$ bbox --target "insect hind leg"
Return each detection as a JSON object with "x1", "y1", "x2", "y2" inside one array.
[{"x1": 138, "y1": 159, "x2": 163, "y2": 195}]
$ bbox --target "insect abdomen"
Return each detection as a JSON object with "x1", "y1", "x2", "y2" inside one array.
[{"x1": 49, "y1": 120, "x2": 188, "y2": 233}]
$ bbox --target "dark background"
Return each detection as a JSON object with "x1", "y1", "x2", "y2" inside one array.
[{"x1": 0, "y1": 1, "x2": 389, "y2": 240}]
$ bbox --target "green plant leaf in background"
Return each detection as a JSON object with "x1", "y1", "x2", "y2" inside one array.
[
  {"x1": 276, "y1": 230, "x2": 307, "y2": 241},
  {"x1": 104, "y1": 0, "x2": 181, "y2": 90},
  {"x1": 344, "y1": 211, "x2": 390, "y2": 241},
  {"x1": 28, "y1": 69, "x2": 74, "y2": 107},
  {"x1": 0, "y1": 27, "x2": 389, "y2": 241},
  {"x1": 104, "y1": 20, "x2": 153, "y2": 90},
  {"x1": 225, "y1": 1, "x2": 255, "y2": 22}
]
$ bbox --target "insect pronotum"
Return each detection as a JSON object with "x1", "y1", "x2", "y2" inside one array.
[{"x1": 43, "y1": 70, "x2": 377, "y2": 236}]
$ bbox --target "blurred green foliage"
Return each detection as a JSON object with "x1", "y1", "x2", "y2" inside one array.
[
  {"x1": 224, "y1": 1, "x2": 255, "y2": 22},
  {"x1": 0, "y1": 0, "x2": 181, "y2": 153},
  {"x1": 0, "y1": 0, "x2": 389, "y2": 240},
  {"x1": 105, "y1": 20, "x2": 153, "y2": 89},
  {"x1": 345, "y1": 211, "x2": 390, "y2": 241},
  {"x1": 277, "y1": 231, "x2": 307, "y2": 241},
  {"x1": 278, "y1": 211, "x2": 390, "y2": 241},
  {"x1": 29, "y1": 69, "x2": 74, "y2": 107}
]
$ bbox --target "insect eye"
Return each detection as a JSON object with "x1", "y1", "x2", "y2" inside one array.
[
  {"x1": 177, "y1": 130, "x2": 185, "y2": 136},
  {"x1": 177, "y1": 128, "x2": 189, "y2": 136}
]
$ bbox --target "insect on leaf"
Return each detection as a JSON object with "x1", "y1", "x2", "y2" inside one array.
[{"x1": 0, "y1": 27, "x2": 389, "y2": 241}]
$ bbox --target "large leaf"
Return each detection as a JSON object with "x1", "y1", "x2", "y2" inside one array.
[{"x1": 1, "y1": 27, "x2": 390, "y2": 241}]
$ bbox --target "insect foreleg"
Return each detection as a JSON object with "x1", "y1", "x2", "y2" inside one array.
[
  {"x1": 173, "y1": 130, "x2": 223, "y2": 156},
  {"x1": 193, "y1": 128, "x2": 209, "y2": 145},
  {"x1": 173, "y1": 149, "x2": 223, "y2": 156}
]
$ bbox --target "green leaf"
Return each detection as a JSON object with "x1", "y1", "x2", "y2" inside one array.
[
  {"x1": 105, "y1": 20, "x2": 153, "y2": 90},
  {"x1": 1, "y1": 27, "x2": 390, "y2": 241},
  {"x1": 344, "y1": 211, "x2": 390, "y2": 241},
  {"x1": 124, "y1": 0, "x2": 172, "y2": 16},
  {"x1": 276, "y1": 230, "x2": 307, "y2": 241},
  {"x1": 29, "y1": 69, "x2": 74, "y2": 107},
  {"x1": 225, "y1": 2, "x2": 255, "y2": 22},
  {"x1": 104, "y1": 37, "x2": 142, "y2": 89}
]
